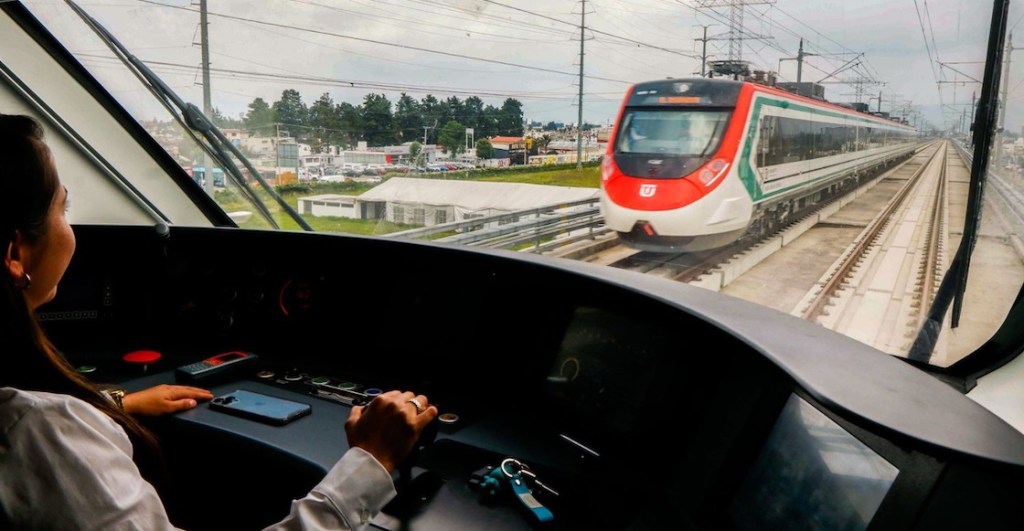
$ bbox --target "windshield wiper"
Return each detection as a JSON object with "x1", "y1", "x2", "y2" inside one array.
[
  {"x1": 65, "y1": 0, "x2": 312, "y2": 231},
  {"x1": 908, "y1": 0, "x2": 1008, "y2": 364}
]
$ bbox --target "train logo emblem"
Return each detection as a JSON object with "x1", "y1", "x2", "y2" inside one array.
[{"x1": 639, "y1": 184, "x2": 657, "y2": 197}]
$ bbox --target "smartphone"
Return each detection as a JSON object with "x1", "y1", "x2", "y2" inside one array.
[{"x1": 209, "y1": 390, "x2": 312, "y2": 426}]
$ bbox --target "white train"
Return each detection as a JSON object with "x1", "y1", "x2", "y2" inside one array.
[{"x1": 600, "y1": 78, "x2": 920, "y2": 252}]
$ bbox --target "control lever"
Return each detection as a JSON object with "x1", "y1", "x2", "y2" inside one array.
[
  {"x1": 397, "y1": 414, "x2": 439, "y2": 486},
  {"x1": 382, "y1": 411, "x2": 442, "y2": 520}
]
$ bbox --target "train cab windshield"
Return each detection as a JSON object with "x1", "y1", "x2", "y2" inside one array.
[
  {"x1": 616, "y1": 109, "x2": 731, "y2": 158},
  {"x1": 613, "y1": 108, "x2": 731, "y2": 178},
  {"x1": 5, "y1": 0, "x2": 1024, "y2": 529}
]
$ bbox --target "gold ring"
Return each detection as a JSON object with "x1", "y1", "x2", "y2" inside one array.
[{"x1": 407, "y1": 398, "x2": 425, "y2": 414}]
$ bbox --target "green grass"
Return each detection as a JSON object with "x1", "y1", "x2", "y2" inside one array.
[
  {"x1": 213, "y1": 165, "x2": 600, "y2": 236},
  {"x1": 470, "y1": 166, "x2": 600, "y2": 188}
]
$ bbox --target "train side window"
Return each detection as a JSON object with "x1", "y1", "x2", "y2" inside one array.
[{"x1": 758, "y1": 116, "x2": 777, "y2": 167}]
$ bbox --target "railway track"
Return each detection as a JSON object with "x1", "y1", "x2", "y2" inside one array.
[
  {"x1": 791, "y1": 141, "x2": 950, "y2": 357},
  {"x1": 561, "y1": 142, "x2": 945, "y2": 290}
]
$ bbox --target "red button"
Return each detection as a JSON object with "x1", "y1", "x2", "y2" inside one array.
[{"x1": 123, "y1": 350, "x2": 162, "y2": 365}]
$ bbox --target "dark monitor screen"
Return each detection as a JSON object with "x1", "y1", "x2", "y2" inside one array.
[
  {"x1": 544, "y1": 307, "x2": 664, "y2": 435},
  {"x1": 730, "y1": 394, "x2": 899, "y2": 531}
]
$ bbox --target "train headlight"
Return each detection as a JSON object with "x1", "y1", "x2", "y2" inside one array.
[
  {"x1": 697, "y1": 159, "x2": 729, "y2": 186},
  {"x1": 602, "y1": 155, "x2": 615, "y2": 182}
]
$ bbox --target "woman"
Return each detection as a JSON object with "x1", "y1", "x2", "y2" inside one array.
[{"x1": 0, "y1": 114, "x2": 438, "y2": 529}]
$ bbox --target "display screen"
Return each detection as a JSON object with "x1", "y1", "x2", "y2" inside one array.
[
  {"x1": 545, "y1": 307, "x2": 664, "y2": 434},
  {"x1": 730, "y1": 394, "x2": 899, "y2": 531}
]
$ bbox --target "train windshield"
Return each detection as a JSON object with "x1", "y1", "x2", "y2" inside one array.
[
  {"x1": 6, "y1": 0, "x2": 1023, "y2": 387},
  {"x1": 615, "y1": 109, "x2": 731, "y2": 157}
]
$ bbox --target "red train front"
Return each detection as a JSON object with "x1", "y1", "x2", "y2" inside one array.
[{"x1": 600, "y1": 78, "x2": 755, "y2": 252}]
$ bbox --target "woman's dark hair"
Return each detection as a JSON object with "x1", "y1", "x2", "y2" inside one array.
[{"x1": 0, "y1": 114, "x2": 162, "y2": 481}]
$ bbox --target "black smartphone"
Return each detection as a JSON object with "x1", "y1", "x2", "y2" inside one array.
[{"x1": 209, "y1": 390, "x2": 312, "y2": 426}]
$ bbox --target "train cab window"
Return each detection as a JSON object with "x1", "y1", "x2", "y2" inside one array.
[
  {"x1": 6, "y1": 1, "x2": 1024, "y2": 529},
  {"x1": 616, "y1": 109, "x2": 731, "y2": 157}
]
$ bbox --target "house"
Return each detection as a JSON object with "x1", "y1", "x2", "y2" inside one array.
[{"x1": 487, "y1": 136, "x2": 526, "y2": 159}]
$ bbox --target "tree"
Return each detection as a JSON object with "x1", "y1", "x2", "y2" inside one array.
[
  {"x1": 408, "y1": 141, "x2": 423, "y2": 166},
  {"x1": 437, "y1": 120, "x2": 466, "y2": 156},
  {"x1": 498, "y1": 98, "x2": 524, "y2": 136},
  {"x1": 361, "y1": 93, "x2": 397, "y2": 146},
  {"x1": 479, "y1": 104, "x2": 501, "y2": 138},
  {"x1": 419, "y1": 95, "x2": 442, "y2": 143},
  {"x1": 395, "y1": 93, "x2": 424, "y2": 142},
  {"x1": 209, "y1": 107, "x2": 242, "y2": 129},
  {"x1": 336, "y1": 102, "x2": 363, "y2": 148},
  {"x1": 272, "y1": 89, "x2": 308, "y2": 134},
  {"x1": 463, "y1": 96, "x2": 485, "y2": 134},
  {"x1": 445, "y1": 96, "x2": 464, "y2": 127},
  {"x1": 475, "y1": 138, "x2": 493, "y2": 159},
  {"x1": 244, "y1": 97, "x2": 274, "y2": 134},
  {"x1": 308, "y1": 92, "x2": 340, "y2": 151},
  {"x1": 535, "y1": 134, "x2": 553, "y2": 153}
]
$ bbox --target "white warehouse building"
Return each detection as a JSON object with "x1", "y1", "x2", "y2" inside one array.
[{"x1": 296, "y1": 177, "x2": 599, "y2": 227}]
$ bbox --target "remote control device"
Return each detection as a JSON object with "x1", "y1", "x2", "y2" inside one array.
[{"x1": 175, "y1": 351, "x2": 258, "y2": 384}]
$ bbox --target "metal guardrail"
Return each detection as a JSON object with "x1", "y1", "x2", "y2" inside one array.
[
  {"x1": 953, "y1": 140, "x2": 1024, "y2": 231},
  {"x1": 386, "y1": 196, "x2": 607, "y2": 252}
]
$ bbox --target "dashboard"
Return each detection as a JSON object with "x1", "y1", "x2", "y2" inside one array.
[{"x1": 39, "y1": 224, "x2": 1024, "y2": 530}]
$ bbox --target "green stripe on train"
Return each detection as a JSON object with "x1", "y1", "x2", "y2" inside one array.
[{"x1": 737, "y1": 96, "x2": 911, "y2": 203}]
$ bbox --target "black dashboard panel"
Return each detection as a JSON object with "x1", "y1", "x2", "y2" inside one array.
[{"x1": 39, "y1": 224, "x2": 1024, "y2": 530}]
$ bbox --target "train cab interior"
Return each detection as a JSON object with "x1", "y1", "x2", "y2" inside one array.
[{"x1": 4, "y1": 1, "x2": 1024, "y2": 530}]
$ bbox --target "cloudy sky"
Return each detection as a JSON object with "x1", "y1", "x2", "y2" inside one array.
[{"x1": 24, "y1": 0, "x2": 1024, "y2": 132}]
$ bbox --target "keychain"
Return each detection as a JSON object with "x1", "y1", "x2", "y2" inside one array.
[
  {"x1": 501, "y1": 458, "x2": 555, "y2": 524},
  {"x1": 468, "y1": 457, "x2": 558, "y2": 525}
]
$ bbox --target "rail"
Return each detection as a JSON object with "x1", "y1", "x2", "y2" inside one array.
[{"x1": 800, "y1": 143, "x2": 942, "y2": 321}]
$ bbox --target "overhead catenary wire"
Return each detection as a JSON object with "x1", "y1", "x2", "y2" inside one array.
[
  {"x1": 478, "y1": 0, "x2": 701, "y2": 59},
  {"x1": 134, "y1": 0, "x2": 633, "y2": 84},
  {"x1": 76, "y1": 54, "x2": 581, "y2": 101}
]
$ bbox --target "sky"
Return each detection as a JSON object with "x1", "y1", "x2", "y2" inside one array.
[{"x1": 23, "y1": 0, "x2": 1024, "y2": 133}]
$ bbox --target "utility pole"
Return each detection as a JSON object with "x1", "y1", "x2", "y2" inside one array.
[
  {"x1": 575, "y1": 0, "x2": 587, "y2": 170},
  {"x1": 199, "y1": 0, "x2": 214, "y2": 194},
  {"x1": 695, "y1": 25, "x2": 712, "y2": 77},
  {"x1": 418, "y1": 119, "x2": 437, "y2": 170},
  {"x1": 970, "y1": 90, "x2": 977, "y2": 141},
  {"x1": 796, "y1": 38, "x2": 804, "y2": 82},
  {"x1": 996, "y1": 32, "x2": 1018, "y2": 164},
  {"x1": 779, "y1": 38, "x2": 814, "y2": 83}
]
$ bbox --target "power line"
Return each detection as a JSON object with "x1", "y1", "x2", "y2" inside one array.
[
  {"x1": 77, "y1": 54, "x2": 580, "y2": 100},
  {"x1": 913, "y1": 0, "x2": 945, "y2": 118},
  {"x1": 480, "y1": 0, "x2": 700, "y2": 59},
  {"x1": 135, "y1": 0, "x2": 632, "y2": 84},
  {"x1": 288, "y1": 0, "x2": 576, "y2": 46}
]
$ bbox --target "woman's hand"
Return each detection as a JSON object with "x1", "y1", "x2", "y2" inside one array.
[
  {"x1": 345, "y1": 390, "x2": 438, "y2": 473},
  {"x1": 122, "y1": 384, "x2": 214, "y2": 416}
]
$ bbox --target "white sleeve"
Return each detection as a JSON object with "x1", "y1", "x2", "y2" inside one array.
[
  {"x1": 0, "y1": 395, "x2": 181, "y2": 531},
  {"x1": 262, "y1": 447, "x2": 398, "y2": 531},
  {"x1": 0, "y1": 391, "x2": 396, "y2": 531}
]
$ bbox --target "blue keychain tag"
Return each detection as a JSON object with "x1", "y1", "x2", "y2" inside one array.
[{"x1": 502, "y1": 458, "x2": 554, "y2": 523}]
